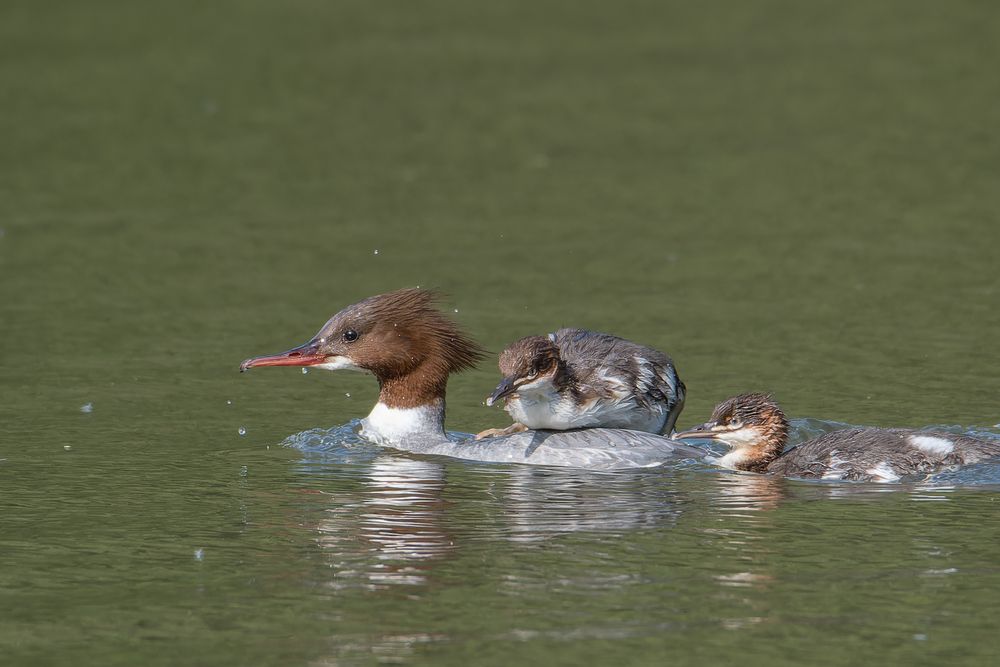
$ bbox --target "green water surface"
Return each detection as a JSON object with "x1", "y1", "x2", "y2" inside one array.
[{"x1": 2, "y1": 1, "x2": 1000, "y2": 665}]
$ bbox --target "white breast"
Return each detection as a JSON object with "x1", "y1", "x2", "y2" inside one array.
[
  {"x1": 717, "y1": 449, "x2": 752, "y2": 470},
  {"x1": 360, "y1": 402, "x2": 446, "y2": 445}
]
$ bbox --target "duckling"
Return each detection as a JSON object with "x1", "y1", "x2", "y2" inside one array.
[
  {"x1": 673, "y1": 393, "x2": 1000, "y2": 481},
  {"x1": 477, "y1": 329, "x2": 685, "y2": 439}
]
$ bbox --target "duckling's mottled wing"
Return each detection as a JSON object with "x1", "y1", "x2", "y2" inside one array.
[
  {"x1": 768, "y1": 428, "x2": 1000, "y2": 481},
  {"x1": 551, "y1": 328, "x2": 685, "y2": 433}
]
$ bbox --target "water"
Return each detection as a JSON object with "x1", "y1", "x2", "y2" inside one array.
[{"x1": 3, "y1": 0, "x2": 1000, "y2": 664}]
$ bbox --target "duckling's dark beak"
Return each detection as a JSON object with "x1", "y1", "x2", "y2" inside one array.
[
  {"x1": 240, "y1": 339, "x2": 326, "y2": 372},
  {"x1": 485, "y1": 376, "x2": 517, "y2": 407},
  {"x1": 672, "y1": 422, "x2": 722, "y2": 441}
]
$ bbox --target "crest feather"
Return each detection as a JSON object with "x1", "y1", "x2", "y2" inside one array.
[{"x1": 360, "y1": 288, "x2": 486, "y2": 374}]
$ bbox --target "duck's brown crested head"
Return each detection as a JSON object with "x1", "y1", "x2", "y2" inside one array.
[
  {"x1": 316, "y1": 288, "x2": 484, "y2": 378},
  {"x1": 240, "y1": 288, "x2": 486, "y2": 407}
]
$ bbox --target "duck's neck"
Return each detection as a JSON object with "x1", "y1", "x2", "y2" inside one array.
[
  {"x1": 360, "y1": 363, "x2": 449, "y2": 444},
  {"x1": 720, "y1": 434, "x2": 786, "y2": 473}
]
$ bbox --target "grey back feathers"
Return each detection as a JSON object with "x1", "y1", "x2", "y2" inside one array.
[{"x1": 420, "y1": 428, "x2": 705, "y2": 470}]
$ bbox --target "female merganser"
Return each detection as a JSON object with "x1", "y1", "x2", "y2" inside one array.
[
  {"x1": 673, "y1": 393, "x2": 1000, "y2": 481},
  {"x1": 477, "y1": 330, "x2": 685, "y2": 439},
  {"x1": 240, "y1": 289, "x2": 703, "y2": 469}
]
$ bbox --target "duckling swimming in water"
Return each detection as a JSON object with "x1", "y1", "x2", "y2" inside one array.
[
  {"x1": 477, "y1": 329, "x2": 685, "y2": 439},
  {"x1": 673, "y1": 393, "x2": 1000, "y2": 482}
]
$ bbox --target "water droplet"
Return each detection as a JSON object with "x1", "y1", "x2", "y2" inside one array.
[
  {"x1": 240, "y1": 465, "x2": 248, "y2": 477},
  {"x1": 373, "y1": 249, "x2": 379, "y2": 255},
  {"x1": 194, "y1": 548, "x2": 204, "y2": 561},
  {"x1": 80, "y1": 403, "x2": 93, "y2": 413},
  {"x1": 63, "y1": 445, "x2": 72, "y2": 451},
  {"x1": 345, "y1": 392, "x2": 351, "y2": 398},
  {"x1": 226, "y1": 400, "x2": 232, "y2": 406},
  {"x1": 302, "y1": 367, "x2": 309, "y2": 374},
  {"x1": 913, "y1": 634, "x2": 927, "y2": 641},
  {"x1": 238, "y1": 426, "x2": 247, "y2": 436},
  {"x1": 453, "y1": 308, "x2": 459, "y2": 313}
]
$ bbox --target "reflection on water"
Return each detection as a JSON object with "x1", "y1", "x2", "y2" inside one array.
[
  {"x1": 693, "y1": 473, "x2": 781, "y2": 612},
  {"x1": 304, "y1": 454, "x2": 695, "y2": 589},
  {"x1": 315, "y1": 456, "x2": 452, "y2": 588},
  {"x1": 705, "y1": 472, "x2": 787, "y2": 514},
  {"x1": 357, "y1": 458, "x2": 450, "y2": 561},
  {"x1": 278, "y1": 420, "x2": 1000, "y2": 665},
  {"x1": 288, "y1": 421, "x2": 1000, "y2": 595},
  {"x1": 492, "y1": 465, "x2": 687, "y2": 542}
]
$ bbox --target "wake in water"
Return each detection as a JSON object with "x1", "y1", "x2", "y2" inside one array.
[{"x1": 282, "y1": 417, "x2": 1000, "y2": 486}]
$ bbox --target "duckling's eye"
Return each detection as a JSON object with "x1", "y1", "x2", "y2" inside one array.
[
  {"x1": 342, "y1": 329, "x2": 359, "y2": 343},
  {"x1": 526, "y1": 370, "x2": 537, "y2": 379},
  {"x1": 729, "y1": 419, "x2": 744, "y2": 429}
]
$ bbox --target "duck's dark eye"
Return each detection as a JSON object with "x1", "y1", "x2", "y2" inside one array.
[{"x1": 342, "y1": 329, "x2": 359, "y2": 343}]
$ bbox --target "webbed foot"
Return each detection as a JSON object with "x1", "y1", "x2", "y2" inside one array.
[{"x1": 474, "y1": 422, "x2": 529, "y2": 440}]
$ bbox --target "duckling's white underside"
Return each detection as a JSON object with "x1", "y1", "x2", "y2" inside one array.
[
  {"x1": 716, "y1": 449, "x2": 751, "y2": 470},
  {"x1": 360, "y1": 402, "x2": 703, "y2": 470},
  {"x1": 505, "y1": 378, "x2": 669, "y2": 434}
]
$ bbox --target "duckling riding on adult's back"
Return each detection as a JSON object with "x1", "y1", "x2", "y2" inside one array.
[
  {"x1": 479, "y1": 329, "x2": 685, "y2": 438},
  {"x1": 240, "y1": 289, "x2": 704, "y2": 470}
]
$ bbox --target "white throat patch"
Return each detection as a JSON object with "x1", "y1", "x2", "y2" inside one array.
[
  {"x1": 313, "y1": 356, "x2": 367, "y2": 372},
  {"x1": 360, "y1": 402, "x2": 445, "y2": 445},
  {"x1": 715, "y1": 427, "x2": 766, "y2": 448}
]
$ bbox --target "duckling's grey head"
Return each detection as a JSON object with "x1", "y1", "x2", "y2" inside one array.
[
  {"x1": 674, "y1": 393, "x2": 789, "y2": 450},
  {"x1": 485, "y1": 335, "x2": 562, "y2": 406}
]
